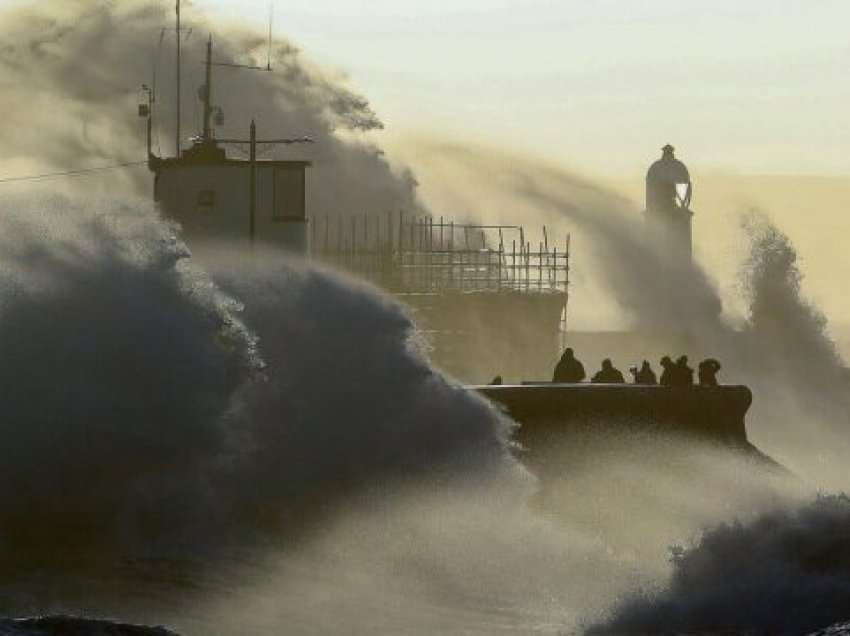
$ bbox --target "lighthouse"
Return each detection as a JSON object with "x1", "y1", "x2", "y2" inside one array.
[{"x1": 645, "y1": 144, "x2": 693, "y2": 261}]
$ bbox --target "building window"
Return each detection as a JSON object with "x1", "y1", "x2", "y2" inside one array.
[
  {"x1": 272, "y1": 167, "x2": 305, "y2": 221},
  {"x1": 197, "y1": 189, "x2": 216, "y2": 209}
]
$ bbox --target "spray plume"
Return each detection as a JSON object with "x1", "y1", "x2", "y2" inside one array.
[
  {"x1": 589, "y1": 495, "x2": 850, "y2": 635},
  {"x1": 0, "y1": 0, "x2": 418, "y2": 215},
  {"x1": 0, "y1": 2, "x2": 846, "y2": 634},
  {"x1": 400, "y1": 141, "x2": 850, "y2": 488},
  {"x1": 0, "y1": 192, "x2": 523, "y2": 560}
]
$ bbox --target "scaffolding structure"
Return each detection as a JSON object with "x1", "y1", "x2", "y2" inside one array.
[{"x1": 309, "y1": 211, "x2": 570, "y2": 298}]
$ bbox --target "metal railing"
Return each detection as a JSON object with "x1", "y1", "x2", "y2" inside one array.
[{"x1": 309, "y1": 211, "x2": 570, "y2": 297}]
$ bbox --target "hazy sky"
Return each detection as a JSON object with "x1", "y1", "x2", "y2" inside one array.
[
  {"x1": 1, "y1": 0, "x2": 847, "y2": 329},
  {"x1": 196, "y1": 0, "x2": 850, "y2": 177},
  {"x1": 193, "y1": 0, "x2": 850, "y2": 335}
]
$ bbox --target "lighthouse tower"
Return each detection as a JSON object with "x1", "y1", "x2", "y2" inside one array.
[{"x1": 645, "y1": 144, "x2": 693, "y2": 261}]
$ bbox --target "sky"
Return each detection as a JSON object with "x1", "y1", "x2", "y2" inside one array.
[
  {"x1": 193, "y1": 0, "x2": 850, "y2": 337},
  {"x1": 0, "y1": 0, "x2": 847, "y2": 334},
  {"x1": 195, "y1": 0, "x2": 850, "y2": 177}
]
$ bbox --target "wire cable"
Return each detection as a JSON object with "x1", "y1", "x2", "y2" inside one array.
[{"x1": 0, "y1": 161, "x2": 148, "y2": 185}]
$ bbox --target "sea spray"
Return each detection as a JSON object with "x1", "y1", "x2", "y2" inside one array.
[
  {"x1": 0, "y1": 194, "x2": 257, "y2": 556},
  {"x1": 0, "y1": 193, "x2": 524, "y2": 559},
  {"x1": 400, "y1": 142, "x2": 850, "y2": 489},
  {"x1": 0, "y1": 2, "x2": 845, "y2": 633},
  {"x1": 589, "y1": 494, "x2": 850, "y2": 635},
  {"x1": 0, "y1": 194, "x2": 799, "y2": 634},
  {"x1": 0, "y1": 0, "x2": 417, "y2": 216}
]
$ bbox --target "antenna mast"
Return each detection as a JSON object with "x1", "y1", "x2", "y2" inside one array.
[
  {"x1": 267, "y1": 2, "x2": 274, "y2": 71},
  {"x1": 203, "y1": 35, "x2": 213, "y2": 141},
  {"x1": 176, "y1": 0, "x2": 182, "y2": 158}
]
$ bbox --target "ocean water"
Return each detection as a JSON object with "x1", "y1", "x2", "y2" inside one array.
[
  {"x1": 0, "y1": 196, "x2": 846, "y2": 636},
  {"x1": 1, "y1": 0, "x2": 849, "y2": 632}
]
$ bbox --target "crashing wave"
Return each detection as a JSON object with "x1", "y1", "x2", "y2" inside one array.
[
  {"x1": 589, "y1": 495, "x2": 850, "y2": 635},
  {"x1": 0, "y1": 616, "x2": 179, "y2": 635}
]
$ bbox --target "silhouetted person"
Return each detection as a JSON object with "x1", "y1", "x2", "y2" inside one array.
[
  {"x1": 659, "y1": 356, "x2": 675, "y2": 386},
  {"x1": 632, "y1": 360, "x2": 657, "y2": 385},
  {"x1": 674, "y1": 355, "x2": 694, "y2": 387},
  {"x1": 553, "y1": 347, "x2": 585, "y2": 383},
  {"x1": 592, "y1": 358, "x2": 625, "y2": 384},
  {"x1": 490, "y1": 375, "x2": 503, "y2": 386},
  {"x1": 698, "y1": 359, "x2": 721, "y2": 386}
]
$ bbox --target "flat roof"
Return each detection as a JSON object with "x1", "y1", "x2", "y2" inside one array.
[{"x1": 150, "y1": 156, "x2": 312, "y2": 170}]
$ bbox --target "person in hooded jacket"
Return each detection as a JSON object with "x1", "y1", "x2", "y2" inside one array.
[
  {"x1": 591, "y1": 358, "x2": 626, "y2": 384},
  {"x1": 553, "y1": 347, "x2": 586, "y2": 383},
  {"x1": 659, "y1": 356, "x2": 675, "y2": 386},
  {"x1": 698, "y1": 358, "x2": 722, "y2": 386},
  {"x1": 674, "y1": 355, "x2": 694, "y2": 386},
  {"x1": 632, "y1": 360, "x2": 658, "y2": 385}
]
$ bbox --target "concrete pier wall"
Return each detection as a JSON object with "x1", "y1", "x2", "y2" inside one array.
[{"x1": 474, "y1": 384, "x2": 753, "y2": 448}]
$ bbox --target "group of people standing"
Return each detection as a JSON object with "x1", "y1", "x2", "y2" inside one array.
[{"x1": 553, "y1": 348, "x2": 722, "y2": 387}]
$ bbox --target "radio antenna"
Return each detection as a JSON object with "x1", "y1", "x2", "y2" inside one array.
[
  {"x1": 175, "y1": 0, "x2": 182, "y2": 158},
  {"x1": 267, "y1": 2, "x2": 274, "y2": 71}
]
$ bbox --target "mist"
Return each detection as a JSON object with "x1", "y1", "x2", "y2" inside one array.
[
  {"x1": 590, "y1": 495, "x2": 850, "y2": 635},
  {"x1": 0, "y1": 1, "x2": 848, "y2": 635},
  {"x1": 0, "y1": 0, "x2": 419, "y2": 216},
  {"x1": 397, "y1": 141, "x2": 850, "y2": 490},
  {"x1": 0, "y1": 191, "x2": 809, "y2": 634}
]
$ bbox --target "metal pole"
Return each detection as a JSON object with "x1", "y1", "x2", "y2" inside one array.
[
  {"x1": 552, "y1": 247, "x2": 558, "y2": 291},
  {"x1": 449, "y1": 221, "x2": 454, "y2": 285},
  {"x1": 564, "y1": 233, "x2": 571, "y2": 334},
  {"x1": 202, "y1": 35, "x2": 213, "y2": 141},
  {"x1": 249, "y1": 120, "x2": 256, "y2": 243},
  {"x1": 146, "y1": 110, "x2": 153, "y2": 159},
  {"x1": 175, "y1": 0, "x2": 181, "y2": 157},
  {"x1": 539, "y1": 242, "x2": 544, "y2": 290},
  {"x1": 351, "y1": 216, "x2": 357, "y2": 264},
  {"x1": 497, "y1": 236, "x2": 503, "y2": 291},
  {"x1": 428, "y1": 217, "x2": 433, "y2": 290},
  {"x1": 459, "y1": 243, "x2": 464, "y2": 290},
  {"x1": 512, "y1": 239, "x2": 516, "y2": 288},
  {"x1": 324, "y1": 215, "x2": 329, "y2": 254}
]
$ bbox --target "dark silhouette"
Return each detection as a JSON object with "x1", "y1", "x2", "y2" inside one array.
[
  {"x1": 674, "y1": 355, "x2": 695, "y2": 387},
  {"x1": 631, "y1": 360, "x2": 658, "y2": 385},
  {"x1": 698, "y1": 359, "x2": 721, "y2": 386},
  {"x1": 489, "y1": 375, "x2": 503, "y2": 386},
  {"x1": 592, "y1": 359, "x2": 626, "y2": 384},
  {"x1": 553, "y1": 347, "x2": 586, "y2": 383},
  {"x1": 659, "y1": 356, "x2": 675, "y2": 386}
]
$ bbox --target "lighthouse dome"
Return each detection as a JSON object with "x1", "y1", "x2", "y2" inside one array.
[
  {"x1": 647, "y1": 145, "x2": 690, "y2": 186},
  {"x1": 646, "y1": 144, "x2": 692, "y2": 212}
]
